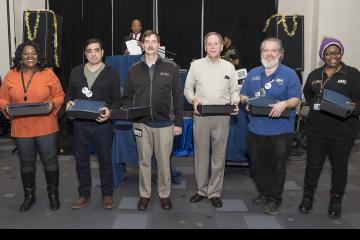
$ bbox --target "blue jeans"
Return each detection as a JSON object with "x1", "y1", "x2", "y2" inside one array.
[{"x1": 73, "y1": 120, "x2": 114, "y2": 198}]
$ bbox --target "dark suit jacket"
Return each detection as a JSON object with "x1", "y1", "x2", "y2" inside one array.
[{"x1": 121, "y1": 33, "x2": 142, "y2": 54}]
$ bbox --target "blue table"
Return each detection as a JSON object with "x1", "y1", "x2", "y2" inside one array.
[
  {"x1": 105, "y1": 55, "x2": 141, "y2": 88},
  {"x1": 225, "y1": 106, "x2": 249, "y2": 162}
]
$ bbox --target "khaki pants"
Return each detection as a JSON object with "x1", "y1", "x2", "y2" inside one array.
[
  {"x1": 193, "y1": 115, "x2": 230, "y2": 198},
  {"x1": 133, "y1": 123, "x2": 174, "y2": 198}
]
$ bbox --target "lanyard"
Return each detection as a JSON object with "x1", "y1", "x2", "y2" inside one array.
[
  {"x1": 319, "y1": 66, "x2": 341, "y2": 95},
  {"x1": 21, "y1": 70, "x2": 36, "y2": 102}
]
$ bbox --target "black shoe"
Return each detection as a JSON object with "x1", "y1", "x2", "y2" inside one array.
[
  {"x1": 190, "y1": 193, "x2": 206, "y2": 203},
  {"x1": 252, "y1": 194, "x2": 268, "y2": 205},
  {"x1": 298, "y1": 194, "x2": 314, "y2": 214},
  {"x1": 264, "y1": 197, "x2": 281, "y2": 215},
  {"x1": 210, "y1": 197, "x2": 223, "y2": 208},
  {"x1": 20, "y1": 191, "x2": 36, "y2": 212},
  {"x1": 160, "y1": 197, "x2": 172, "y2": 210},
  {"x1": 328, "y1": 194, "x2": 342, "y2": 219},
  {"x1": 48, "y1": 191, "x2": 60, "y2": 210},
  {"x1": 137, "y1": 197, "x2": 150, "y2": 211}
]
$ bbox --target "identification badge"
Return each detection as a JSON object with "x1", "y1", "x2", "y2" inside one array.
[
  {"x1": 313, "y1": 103, "x2": 320, "y2": 111},
  {"x1": 82, "y1": 87, "x2": 93, "y2": 98},
  {"x1": 134, "y1": 128, "x2": 142, "y2": 137},
  {"x1": 264, "y1": 82, "x2": 272, "y2": 90}
]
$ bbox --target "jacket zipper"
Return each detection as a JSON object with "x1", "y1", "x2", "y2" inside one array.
[{"x1": 149, "y1": 72, "x2": 154, "y2": 120}]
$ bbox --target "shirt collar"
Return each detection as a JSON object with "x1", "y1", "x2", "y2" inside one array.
[
  {"x1": 321, "y1": 62, "x2": 347, "y2": 76},
  {"x1": 205, "y1": 56, "x2": 222, "y2": 64},
  {"x1": 261, "y1": 64, "x2": 282, "y2": 77}
]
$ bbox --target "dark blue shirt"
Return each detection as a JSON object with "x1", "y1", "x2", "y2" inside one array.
[{"x1": 241, "y1": 64, "x2": 302, "y2": 135}]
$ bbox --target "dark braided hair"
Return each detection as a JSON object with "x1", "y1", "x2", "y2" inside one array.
[{"x1": 12, "y1": 41, "x2": 46, "y2": 71}]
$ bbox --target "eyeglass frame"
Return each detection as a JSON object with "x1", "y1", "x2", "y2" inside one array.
[{"x1": 323, "y1": 51, "x2": 342, "y2": 58}]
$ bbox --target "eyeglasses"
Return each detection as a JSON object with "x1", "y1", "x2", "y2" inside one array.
[{"x1": 324, "y1": 51, "x2": 342, "y2": 57}]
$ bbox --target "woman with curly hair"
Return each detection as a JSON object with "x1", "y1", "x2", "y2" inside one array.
[{"x1": 0, "y1": 41, "x2": 64, "y2": 212}]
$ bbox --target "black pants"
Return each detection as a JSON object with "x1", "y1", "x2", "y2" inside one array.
[
  {"x1": 303, "y1": 135, "x2": 355, "y2": 195},
  {"x1": 14, "y1": 133, "x2": 59, "y2": 173},
  {"x1": 73, "y1": 120, "x2": 114, "y2": 198},
  {"x1": 247, "y1": 132, "x2": 293, "y2": 202}
]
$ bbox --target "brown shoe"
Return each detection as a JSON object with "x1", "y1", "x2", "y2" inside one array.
[
  {"x1": 137, "y1": 197, "x2": 150, "y2": 210},
  {"x1": 190, "y1": 193, "x2": 206, "y2": 203},
  {"x1": 103, "y1": 196, "x2": 115, "y2": 209},
  {"x1": 72, "y1": 196, "x2": 89, "y2": 209},
  {"x1": 160, "y1": 197, "x2": 172, "y2": 210},
  {"x1": 210, "y1": 197, "x2": 223, "y2": 208}
]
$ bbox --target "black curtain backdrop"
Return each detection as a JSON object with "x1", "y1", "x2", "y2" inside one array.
[
  {"x1": 49, "y1": 0, "x2": 82, "y2": 90},
  {"x1": 204, "y1": 0, "x2": 276, "y2": 70},
  {"x1": 82, "y1": 0, "x2": 112, "y2": 58},
  {"x1": 113, "y1": 0, "x2": 153, "y2": 55},
  {"x1": 158, "y1": 0, "x2": 202, "y2": 69},
  {"x1": 49, "y1": 0, "x2": 276, "y2": 89}
]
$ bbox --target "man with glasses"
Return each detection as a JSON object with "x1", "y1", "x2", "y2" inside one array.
[
  {"x1": 240, "y1": 37, "x2": 302, "y2": 215},
  {"x1": 123, "y1": 30, "x2": 183, "y2": 211},
  {"x1": 66, "y1": 38, "x2": 122, "y2": 210}
]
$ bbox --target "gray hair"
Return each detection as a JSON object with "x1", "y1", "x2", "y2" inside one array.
[
  {"x1": 260, "y1": 37, "x2": 284, "y2": 61},
  {"x1": 204, "y1": 32, "x2": 223, "y2": 45}
]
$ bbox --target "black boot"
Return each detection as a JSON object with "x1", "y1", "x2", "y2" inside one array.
[
  {"x1": 298, "y1": 193, "x2": 314, "y2": 214},
  {"x1": 328, "y1": 194, "x2": 342, "y2": 219},
  {"x1": 19, "y1": 171, "x2": 36, "y2": 212},
  {"x1": 45, "y1": 169, "x2": 60, "y2": 210}
]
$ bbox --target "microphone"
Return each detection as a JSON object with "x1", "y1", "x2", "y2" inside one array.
[{"x1": 158, "y1": 48, "x2": 177, "y2": 56}]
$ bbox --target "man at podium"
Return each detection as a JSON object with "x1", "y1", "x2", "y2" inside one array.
[{"x1": 121, "y1": 19, "x2": 143, "y2": 55}]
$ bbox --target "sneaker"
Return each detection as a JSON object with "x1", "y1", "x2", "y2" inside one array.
[
  {"x1": 210, "y1": 197, "x2": 223, "y2": 208},
  {"x1": 252, "y1": 194, "x2": 268, "y2": 205},
  {"x1": 264, "y1": 198, "x2": 281, "y2": 215}
]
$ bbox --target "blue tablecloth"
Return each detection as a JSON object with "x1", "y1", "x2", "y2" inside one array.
[
  {"x1": 225, "y1": 106, "x2": 249, "y2": 162},
  {"x1": 172, "y1": 117, "x2": 194, "y2": 157},
  {"x1": 105, "y1": 55, "x2": 141, "y2": 88}
]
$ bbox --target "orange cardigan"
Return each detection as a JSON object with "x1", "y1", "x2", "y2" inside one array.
[{"x1": 0, "y1": 68, "x2": 64, "y2": 137}]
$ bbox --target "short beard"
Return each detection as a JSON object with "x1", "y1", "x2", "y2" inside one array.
[{"x1": 261, "y1": 57, "x2": 279, "y2": 69}]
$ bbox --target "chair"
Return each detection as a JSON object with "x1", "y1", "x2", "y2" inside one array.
[{"x1": 293, "y1": 102, "x2": 309, "y2": 150}]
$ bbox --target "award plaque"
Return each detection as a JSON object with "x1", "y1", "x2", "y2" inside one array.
[
  {"x1": 67, "y1": 99, "x2": 106, "y2": 120},
  {"x1": 247, "y1": 97, "x2": 290, "y2": 118},
  {"x1": 320, "y1": 89, "x2": 353, "y2": 118},
  {"x1": 197, "y1": 104, "x2": 237, "y2": 115},
  {"x1": 8, "y1": 102, "x2": 50, "y2": 117},
  {"x1": 110, "y1": 107, "x2": 151, "y2": 120}
]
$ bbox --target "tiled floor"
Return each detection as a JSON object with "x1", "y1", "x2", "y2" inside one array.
[{"x1": 1, "y1": 135, "x2": 360, "y2": 229}]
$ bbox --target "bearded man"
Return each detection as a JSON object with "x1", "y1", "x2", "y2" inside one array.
[{"x1": 240, "y1": 37, "x2": 302, "y2": 215}]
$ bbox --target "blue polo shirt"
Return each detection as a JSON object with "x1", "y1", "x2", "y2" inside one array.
[{"x1": 240, "y1": 64, "x2": 302, "y2": 135}]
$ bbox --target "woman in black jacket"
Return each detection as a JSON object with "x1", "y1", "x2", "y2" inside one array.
[{"x1": 299, "y1": 38, "x2": 360, "y2": 218}]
